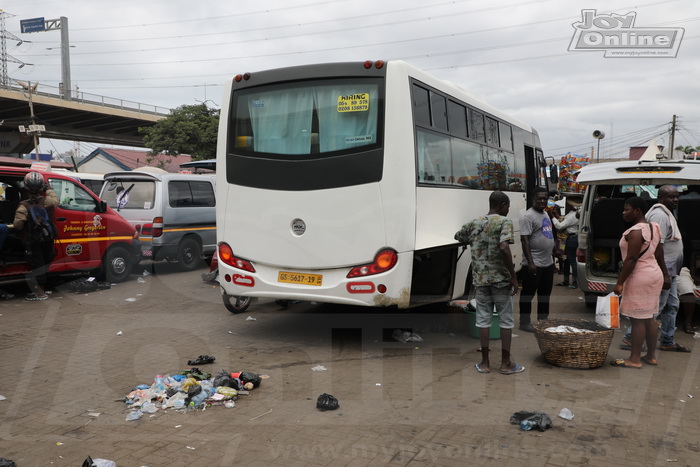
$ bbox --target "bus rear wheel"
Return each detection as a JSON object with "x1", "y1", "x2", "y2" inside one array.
[{"x1": 223, "y1": 295, "x2": 252, "y2": 314}]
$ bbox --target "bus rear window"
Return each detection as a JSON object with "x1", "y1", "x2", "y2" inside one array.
[{"x1": 231, "y1": 78, "x2": 383, "y2": 157}]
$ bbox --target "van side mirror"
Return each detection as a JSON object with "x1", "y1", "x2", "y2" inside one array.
[{"x1": 98, "y1": 200, "x2": 107, "y2": 213}]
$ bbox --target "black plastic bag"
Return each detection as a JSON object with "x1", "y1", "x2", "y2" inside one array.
[
  {"x1": 66, "y1": 278, "x2": 111, "y2": 294},
  {"x1": 185, "y1": 384, "x2": 202, "y2": 405},
  {"x1": 239, "y1": 371, "x2": 262, "y2": 388},
  {"x1": 213, "y1": 370, "x2": 240, "y2": 390},
  {"x1": 0, "y1": 459, "x2": 16, "y2": 467},
  {"x1": 509, "y1": 411, "x2": 552, "y2": 431},
  {"x1": 316, "y1": 393, "x2": 339, "y2": 411}
]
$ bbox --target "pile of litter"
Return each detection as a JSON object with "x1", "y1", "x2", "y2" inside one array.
[
  {"x1": 544, "y1": 325, "x2": 595, "y2": 334},
  {"x1": 123, "y1": 368, "x2": 265, "y2": 421}
]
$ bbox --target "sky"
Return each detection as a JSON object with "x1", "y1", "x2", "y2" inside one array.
[{"x1": 2, "y1": 0, "x2": 699, "y2": 161}]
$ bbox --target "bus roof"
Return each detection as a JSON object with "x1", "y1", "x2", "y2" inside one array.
[{"x1": 576, "y1": 159, "x2": 700, "y2": 185}]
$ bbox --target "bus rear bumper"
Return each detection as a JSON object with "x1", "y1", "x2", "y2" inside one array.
[{"x1": 217, "y1": 253, "x2": 413, "y2": 308}]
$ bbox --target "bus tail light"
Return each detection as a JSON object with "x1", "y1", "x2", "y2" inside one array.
[
  {"x1": 363, "y1": 60, "x2": 385, "y2": 69},
  {"x1": 577, "y1": 248, "x2": 586, "y2": 264},
  {"x1": 347, "y1": 249, "x2": 397, "y2": 278},
  {"x1": 218, "y1": 243, "x2": 256, "y2": 273}
]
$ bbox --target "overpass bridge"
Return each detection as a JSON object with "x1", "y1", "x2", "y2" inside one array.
[{"x1": 0, "y1": 81, "x2": 170, "y2": 153}]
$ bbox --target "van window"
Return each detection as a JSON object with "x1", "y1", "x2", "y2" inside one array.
[
  {"x1": 168, "y1": 181, "x2": 215, "y2": 208},
  {"x1": 81, "y1": 179, "x2": 105, "y2": 196},
  {"x1": 102, "y1": 180, "x2": 156, "y2": 210},
  {"x1": 49, "y1": 179, "x2": 99, "y2": 212}
]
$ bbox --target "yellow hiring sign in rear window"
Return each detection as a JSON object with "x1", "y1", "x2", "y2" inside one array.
[{"x1": 337, "y1": 93, "x2": 369, "y2": 112}]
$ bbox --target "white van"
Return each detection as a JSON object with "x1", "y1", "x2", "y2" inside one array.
[
  {"x1": 50, "y1": 170, "x2": 106, "y2": 196},
  {"x1": 99, "y1": 171, "x2": 217, "y2": 270},
  {"x1": 575, "y1": 159, "x2": 700, "y2": 306}
]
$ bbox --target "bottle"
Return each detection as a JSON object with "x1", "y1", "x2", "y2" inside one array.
[
  {"x1": 520, "y1": 420, "x2": 536, "y2": 431},
  {"x1": 154, "y1": 375, "x2": 165, "y2": 392}
]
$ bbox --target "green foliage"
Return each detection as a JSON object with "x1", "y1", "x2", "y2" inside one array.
[
  {"x1": 675, "y1": 145, "x2": 700, "y2": 155},
  {"x1": 139, "y1": 104, "x2": 219, "y2": 163}
]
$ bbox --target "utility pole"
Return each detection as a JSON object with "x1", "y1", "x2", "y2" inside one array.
[{"x1": 668, "y1": 114, "x2": 677, "y2": 160}]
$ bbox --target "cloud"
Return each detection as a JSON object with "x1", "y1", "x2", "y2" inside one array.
[{"x1": 3, "y1": 0, "x2": 698, "y2": 158}]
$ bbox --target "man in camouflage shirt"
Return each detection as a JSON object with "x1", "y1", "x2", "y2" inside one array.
[{"x1": 454, "y1": 191, "x2": 524, "y2": 375}]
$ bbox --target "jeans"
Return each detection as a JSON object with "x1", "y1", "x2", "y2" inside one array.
[
  {"x1": 0, "y1": 224, "x2": 8, "y2": 251},
  {"x1": 658, "y1": 277, "x2": 679, "y2": 346},
  {"x1": 519, "y1": 264, "x2": 555, "y2": 323},
  {"x1": 623, "y1": 276, "x2": 678, "y2": 345},
  {"x1": 563, "y1": 235, "x2": 578, "y2": 284}
]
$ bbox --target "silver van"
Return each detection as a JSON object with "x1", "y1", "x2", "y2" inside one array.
[
  {"x1": 575, "y1": 159, "x2": 700, "y2": 306},
  {"x1": 100, "y1": 170, "x2": 216, "y2": 270}
]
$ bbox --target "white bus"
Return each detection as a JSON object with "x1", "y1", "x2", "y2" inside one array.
[{"x1": 216, "y1": 60, "x2": 548, "y2": 310}]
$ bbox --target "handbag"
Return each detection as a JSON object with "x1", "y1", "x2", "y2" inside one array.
[{"x1": 595, "y1": 292, "x2": 620, "y2": 329}]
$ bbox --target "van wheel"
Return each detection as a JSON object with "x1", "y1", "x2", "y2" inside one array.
[
  {"x1": 178, "y1": 237, "x2": 203, "y2": 271},
  {"x1": 223, "y1": 295, "x2": 253, "y2": 314},
  {"x1": 103, "y1": 246, "x2": 133, "y2": 283}
]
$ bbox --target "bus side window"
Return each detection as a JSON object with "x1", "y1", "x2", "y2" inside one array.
[
  {"x1": 417, "y1": 130, "x2": 451, "y2": 183},
  {"x1": 451, "y1": 138, "x2": 481, "y2": 189}
]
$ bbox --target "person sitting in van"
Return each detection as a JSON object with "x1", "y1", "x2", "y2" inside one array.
[{"x1": 13, "y1": 172, "x2": 59, "y2": 301}]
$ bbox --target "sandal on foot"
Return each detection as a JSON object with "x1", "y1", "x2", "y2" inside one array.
[
  {"x1": 684, "y1": 324, "x2": 696, "y2": 334},
  {"x1": 610, "y1": 358, "x2": 641, "y2": 368},
  {"x1": 640, "y1": 356, "x2": 658, "y2": 366},
  {"x1": 659, "y1": 343, "x2": 691, "y2": 353},
  {"x1": 26, "y1": 293, "x2": 48, "y2": 301},
  {"x1": 475, "y1": 362, "x2": 490, "y2": 374},
  {"x1": 500, "y1": 363, "x2": 525, "y2": 375}
]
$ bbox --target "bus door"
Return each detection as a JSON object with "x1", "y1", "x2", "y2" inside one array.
[{"x1": 523, "y1": 145, "x2": 550, "y2": 207}]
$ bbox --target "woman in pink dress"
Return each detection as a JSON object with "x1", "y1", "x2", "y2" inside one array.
[{"x1": 612, "y1": 196, "x2": 670, "y2": 368}]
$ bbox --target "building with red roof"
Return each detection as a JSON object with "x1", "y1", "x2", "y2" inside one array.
[{"x1": 76, "y1": 148, "x2": 192, "y2": 173}]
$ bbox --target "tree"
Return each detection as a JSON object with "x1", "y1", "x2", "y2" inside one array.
[
  {"x1": 675, "y1": 145, "x2": 700, "y2": 155},
  {"x1": 139, "y1": 104, "x2": 219, "y2": 165}
]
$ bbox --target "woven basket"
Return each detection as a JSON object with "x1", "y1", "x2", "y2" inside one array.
[{"x1": 533, "y1": 318, "x2": 614, "y2": 369}]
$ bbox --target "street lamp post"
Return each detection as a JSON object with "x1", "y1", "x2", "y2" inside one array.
[
  {"x1": 18, "y1": 80, "x2": 42, "y2": 156},
  {"x1": 593, "y1": 130, "x2": 605, "y2": 162}
]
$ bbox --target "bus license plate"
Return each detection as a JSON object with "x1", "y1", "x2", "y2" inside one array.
[{"x1": 278, "y1": 272, "x2": 323, "y2": 286}]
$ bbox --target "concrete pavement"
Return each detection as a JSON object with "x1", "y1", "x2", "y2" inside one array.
[{"x1": 0, "y1": 266, "x2": 699, "y2": 466}]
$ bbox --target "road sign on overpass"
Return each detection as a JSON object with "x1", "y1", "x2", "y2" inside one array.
[{"x1": 20, "y1": 17, "x2": 45, "y2": 33}]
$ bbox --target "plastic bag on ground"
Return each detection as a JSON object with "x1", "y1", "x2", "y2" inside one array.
[
  {"x1": 316, "y1": 393, "x2": 339, "y2": 411},
  {"x1": 82, "y1": 457, "x2": 116, "y2": 467},
  {"x1": 141, "y1": 401, "x2": 157, "y2": 413},
  {"x1": 392, "y1": 329, "x2": 423, "y2": 343},
  {"x1": 239, "y1": 372, "x2": 262, "y2": 388},
  {"x1": 125, "y1": 410, "x2": 143, "y2": 421},
  {"x1": 509, "y1": 411, "x2": 553, "y2": 431},
  {"x1": 558, "y1": 408, "x2": 574, "y2": 420}
]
